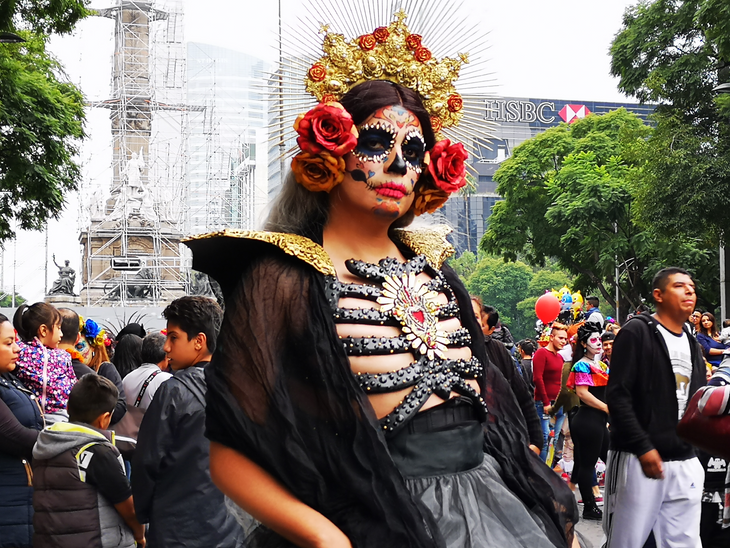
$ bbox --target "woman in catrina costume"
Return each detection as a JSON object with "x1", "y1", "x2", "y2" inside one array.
[{"x1": 185, "y1": 14, "x2": 578, "y2": 548}]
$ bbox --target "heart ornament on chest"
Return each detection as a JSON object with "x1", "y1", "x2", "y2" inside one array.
[{"x1": 378, "y1": 272, "x2": 450, "y2": 360}]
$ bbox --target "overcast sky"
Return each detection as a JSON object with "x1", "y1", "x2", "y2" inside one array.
[{"x1": 10, "y1": 0, "x2": 638, "y2": 303}]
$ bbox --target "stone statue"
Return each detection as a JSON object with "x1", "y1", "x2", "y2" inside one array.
[
  {"x1": 108, "y1": 150, "x2": 157, "y2": 224},
  {"x1": 49, "y1": 255, "x2": 76, "y2": 296}
]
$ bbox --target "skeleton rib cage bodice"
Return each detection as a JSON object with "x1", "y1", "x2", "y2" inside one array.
[{"x1": 325, "y1": 254, "x2": 488, "y2": 435}]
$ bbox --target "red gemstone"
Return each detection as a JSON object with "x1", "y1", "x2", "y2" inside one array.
[{"x1": 412, "y1": 310, "x2": 425, "y2": 324}]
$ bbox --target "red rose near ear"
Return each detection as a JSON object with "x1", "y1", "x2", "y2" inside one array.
[
  {"x1": 294, "y1": 102, "x2": 358, "y2": 157},
  {"x1": 428, "y1": 140, "x2": 468, "y2": 193}
]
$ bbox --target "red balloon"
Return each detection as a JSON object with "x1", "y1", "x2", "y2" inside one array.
[{"x1": 535, "y1": 293, "x2": 561, "y2": 324}]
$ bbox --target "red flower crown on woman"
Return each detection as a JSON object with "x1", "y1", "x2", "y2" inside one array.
[{"x1": 290, "y1": 11, "x2": 472, "y2": 216}]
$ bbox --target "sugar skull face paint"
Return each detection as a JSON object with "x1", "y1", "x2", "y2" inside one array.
[
  {"x1": 586, "y1": 332, "x2": 602, "y2": 355},
  {"x1": 338, "y1": 105, "x2": 425, "y2": 219}
]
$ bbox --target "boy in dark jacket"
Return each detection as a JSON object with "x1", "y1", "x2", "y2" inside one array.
[
  {"x1": 603, "y1": 267, "x2": 706, "y2": 548},
  {"x1": 132, "y1": 297, "x2": 242, "y2": 548},
  {"x1": 32, "y1": 374, "x2": 145, "y2": 548}
]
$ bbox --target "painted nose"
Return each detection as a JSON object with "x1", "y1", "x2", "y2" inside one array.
[{"x1": 385, "y1": 152, "x2": 407, "y2": 176}]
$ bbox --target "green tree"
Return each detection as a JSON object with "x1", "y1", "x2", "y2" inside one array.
[
  {"x1": 481, "y1": 109, "x2": 715, "y2": 315},
  {"x1": 610, "y1": 0, "x2": 730, "y2": 238},
  {"x1": 0, "y1": 293, "x2": 26, "y2": 307},
  {"x1": 465, "y1": 255, "x2": 533, "y2": 337},
  {"x1": 450, "y1": 250, "x2": 477, "y2": 280},
  {"x1": 0, "y1": 1, "x2": 88, "y2": 241}
]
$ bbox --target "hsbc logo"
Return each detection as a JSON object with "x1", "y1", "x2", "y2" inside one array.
[{"x1": 559, "y1": 104, "x2": 592, "y2": 124}]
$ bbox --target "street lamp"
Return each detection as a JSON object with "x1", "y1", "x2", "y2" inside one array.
[
  {"x1": 0, "y1": 32, "x2": 25, "y2": 43},
  {"x1": 715, "y1": 81, "x2": 730, "y2": 320}
]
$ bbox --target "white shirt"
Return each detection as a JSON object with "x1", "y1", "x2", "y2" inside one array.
[
  {"x1": 121, "y1": 363, "x2": 172, "y2": 411},
  {"x1": 656, "y1": 323, "x2": 693, "y2": 419}
]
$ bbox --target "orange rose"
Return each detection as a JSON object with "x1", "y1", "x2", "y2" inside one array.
[
  {"x1": 373, "y1": 27, "x2": 390, "y2": 43},
  {"x1": 359, "y1": 34, "x2": 377, "y2": 51},
  {"x1": 291, "y1": 151, "x2": 345, "y2": 193},
  {"x1": 428, "y1": 139, "x2": 468, "y2": 193},
  {"x1": 447, "y1": 94, "x2": 463, "y2": 112},
  {"x1": 430, "y1": 116, "x2": 443, "y2": 133},
  {"x1": 294, "y1": 102, "x2": 358, "y2": 157},
  {"x1": 414, "y1": 46, "x2": 432, "y2": 63},
  {"x1": 413, "y1": 188, "x2": 449, "y2": 216},
  {"x1": 405, "y1": 34, "x2": 422, "y2": 50},
  {"x1": 308, "y1": 63, "x2": 326, "y2": 82},
  {"x1": 321, "y1": 94, "x2": 337, "y2": 103}
]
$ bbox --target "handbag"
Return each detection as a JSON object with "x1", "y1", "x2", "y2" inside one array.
[{"x1": 676, "y1": 387, "x2": 730, "y2": 460}]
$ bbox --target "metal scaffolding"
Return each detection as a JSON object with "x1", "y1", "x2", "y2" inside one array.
[{"x1": 79, "y1": 0, "x2": 201, "y2": 306}]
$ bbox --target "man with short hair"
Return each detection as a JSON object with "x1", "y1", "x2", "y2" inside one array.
[
  {"x1": 517, "y1": 339, "x2": 536, "y2": 395},
  {"x1": 131, "y1": 297, "x2": 242, "y2": 548},
  {"x1": 585, "y1": 295, "x2": 604, "y2": 329},
  {"x1": 601, "y1": 332, "x2": 615, "y2": 365},
  {"x1": 532, "y1": 323, "x2": 569, "y2": 463},
  {"x1": 57, "y1": 308, "x2": 94, "y2": 379},
  {"x1": 604, "y1": 267, "x2": 707, "y2": 547},
  {"x1": 121, "y1": 332, "x2": 172, "y2": 414}
]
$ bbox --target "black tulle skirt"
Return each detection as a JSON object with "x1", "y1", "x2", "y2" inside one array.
[{"x1": 387, "y1": 399, "x2": 561, "y2": 548}]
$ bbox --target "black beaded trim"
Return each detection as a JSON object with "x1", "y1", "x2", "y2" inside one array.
[
  {"x1": 345, "y1": 254, "x2": 429, "y2": 283},
  {"x1": 379, "y1": 373, "x2": 487, "y2": 435},
  {"x1": 356, "y1": 356, "x2": 482, "y2": 393},
  {"x1": 340, "y1": 328, "x2": 472, "y2": 356}
]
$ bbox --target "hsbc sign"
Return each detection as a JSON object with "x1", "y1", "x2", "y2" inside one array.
[{"x1": 484, "y1": 99, "x2": 592, "y2": 125}]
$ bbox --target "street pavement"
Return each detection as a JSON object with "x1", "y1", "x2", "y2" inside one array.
[{"x1": 574, "y1": 489, "x2": 604, "y2": 548}]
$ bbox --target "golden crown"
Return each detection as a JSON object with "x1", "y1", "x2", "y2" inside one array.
[{"x1": 304, "y1": 10, "x2": 468, "y2": 138}]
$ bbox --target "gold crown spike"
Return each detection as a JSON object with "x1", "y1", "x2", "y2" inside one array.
[{"x1": 304, "y1": 11, "x2": 466, "y2": 140}]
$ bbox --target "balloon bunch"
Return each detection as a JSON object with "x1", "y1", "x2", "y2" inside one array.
[{"x1": 534, "y1": 285, "x2": 586, "y2": 346}]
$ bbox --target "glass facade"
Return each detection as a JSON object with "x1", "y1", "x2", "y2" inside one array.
[{"x1": 186, "y1": 43, "x2": 270, "y2": 234}]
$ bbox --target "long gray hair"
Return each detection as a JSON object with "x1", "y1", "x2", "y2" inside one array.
[{"x1": 265, "y1": 80, "x2": 434, "y2": 241}]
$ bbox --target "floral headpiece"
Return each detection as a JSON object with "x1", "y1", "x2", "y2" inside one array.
[
  {"x1": 290, "y1": 11, "x2": 474, "y2": 215},
  {"x1": 79, "y1": 316, "x2": 110, "y2": 347},
  {"x1": 305, "y1": 10, "x2": 466, "y2": 138}
]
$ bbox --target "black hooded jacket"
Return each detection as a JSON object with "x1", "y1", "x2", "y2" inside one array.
[
  {"x1": 131, "y1": 363, "x2": 242, "y2": 548},
  {"x1": 607, "y1": 313, "x2": 706, "y2": 461}
]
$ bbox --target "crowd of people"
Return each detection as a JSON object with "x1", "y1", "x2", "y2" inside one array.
[
  {"x1": 0, "y1": 297, "x2": 242, "y2": 548},
  {"x1": 2, "y1": 11, "x2": 730, "y2": 548},
  {"x1": 473, "y1": 274, "x2": 730, "y2": 547}
]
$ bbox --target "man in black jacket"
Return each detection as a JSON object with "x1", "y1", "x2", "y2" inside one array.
[
  {"x1": 132, "y1": 297, "x2": 242, "y2": 547},
  {"x1": 603, "y1": 267, "x2": 706, "y2": 548}
]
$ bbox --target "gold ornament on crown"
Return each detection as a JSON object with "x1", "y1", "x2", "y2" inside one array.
[{"x1": 304, "y1": 9, "x2": 468, "y2": 140}]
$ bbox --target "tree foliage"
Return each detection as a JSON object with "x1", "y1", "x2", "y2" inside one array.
[
  {"x1": 0, "y1": 0, "x2": 90, "y2": 35},
  {"x1": 481, "y1": 109, "x2": 716, "y2": 314},
  {"x1": 0, "y1": 35, "x2": 85, "y2": 239},
  {"x1": 610, "y1": 0, "x2": 730, "y2": 239},
  {"x1": 0, "y1": 1, "x2": 88, "y2": 241},
  {"x1": 459, "y1": 253, "x2": 573, "y2": 340}
]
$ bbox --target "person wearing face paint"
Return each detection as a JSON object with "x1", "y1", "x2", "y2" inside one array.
[
  {"x1": 187, "y1": 78, "x2": 577, "y2": 548},
  {"x1": 0, "y1": 313, "x2": 44, "y2": 548},
  {"x1": 12, "y1": 303, "x2": 74, "y2": 425},
  {"x1": 566, "y1": 322, "x2": 609, "y2": 521}
]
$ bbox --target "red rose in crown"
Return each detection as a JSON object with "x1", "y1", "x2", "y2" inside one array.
[
  {"x1": 294, "y1": 102, "x2": 358, "y2": 157},
  {"x1": 428, "y1": 139, "x2": 468, "y2": 193}
]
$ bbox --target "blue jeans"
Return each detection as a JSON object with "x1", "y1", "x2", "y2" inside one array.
[{"x1": 535, "y1": 401, "x2": 565, "y2": 464}]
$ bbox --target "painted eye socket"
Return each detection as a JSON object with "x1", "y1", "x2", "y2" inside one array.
[
  {"x1": 402, "y1": 135, "x2": 425, "y2": 163},
  {"x1": 355, "y1": 128, "x2": 395, "y2": 157}
]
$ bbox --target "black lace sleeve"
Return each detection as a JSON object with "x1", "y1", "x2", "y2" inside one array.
[
  {"x1": 442, "y1": 263, "x2": 578, "y2": 546},
  {"x1": 205, "y1": 249, "x2": 442, "y2": 548}
]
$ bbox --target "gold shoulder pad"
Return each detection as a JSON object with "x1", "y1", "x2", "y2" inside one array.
[
  {"x1": 392, "y1": 225, "x2": 455, "y2": 269},
  {"x1": 184, "y1": 229, "x2": 336, "y2": 277}
]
